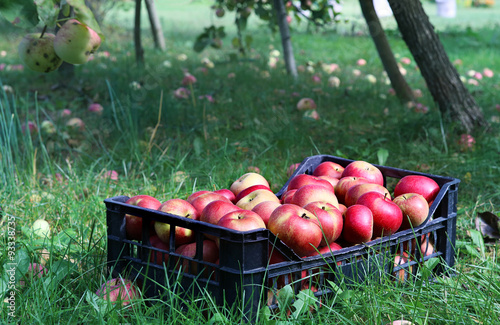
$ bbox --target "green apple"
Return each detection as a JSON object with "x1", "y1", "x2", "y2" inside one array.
[
  {"x1": 18, "y1": 33, "x2": 63, "y2": 73},
  {"x1": 54, "y1": 19, "x2": 102, "y2": 65}
]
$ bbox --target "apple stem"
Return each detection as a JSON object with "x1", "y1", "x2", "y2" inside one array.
[{"x1": 40, "y1": 25, "x2": 47, "y2": 39}]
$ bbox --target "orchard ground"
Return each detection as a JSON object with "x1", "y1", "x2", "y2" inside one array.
[{"x1": 1, "y1": 1, "x2": 499, "y2": 323}]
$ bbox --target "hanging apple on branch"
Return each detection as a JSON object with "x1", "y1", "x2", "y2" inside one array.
[{"x1": 0, "y1": 0, "x2": 105, "y2": 73}]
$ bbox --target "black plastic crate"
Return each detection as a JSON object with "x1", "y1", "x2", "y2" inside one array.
[{"x1": 104, "y1": 155, "x2": 460, "y2": 321}]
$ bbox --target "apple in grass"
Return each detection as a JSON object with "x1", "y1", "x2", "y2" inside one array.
[
  {"x1": 200, "y1": 200, "x2": 240, "y2": 225},
  {"x1": 313, "y1": 161, "x2": 344, "y2": 179},
  {"x1": 341, "y1": 160, "x2": 384, "y2": 186},
  {"x1": 217, "y1": 210, "x2": 266, "y2": 231},
  {"x1": 236, "y1": 189, "x2": 280, "y2": 210},
  {"x1": 286, "y1": 174, "x2": 335, "y2": 192},
  {"x1": 342, "y1": 204, "x2": 373, "y2": 245},
  {"x1": 357, "y1": 191, "x2": 403, "y2": 238},
  {"x1": 393, "y1": 193, "x2": 429, "y2": 230},
  {"x1": 96, "y1": 278, "x2": 141, "y2": 306},
  {"x1": 229, "y1": 172, "x2": 270, "y2": 197},
  {"x1": 291, "y1": 184, "x2": 339, "y2": 209},
  {"x1": 191, "y1": 192, "x2": 232, "y2": 214},
  {"x1": 154, "y1": 198, "x2": 199, "y2": 246},
  {"x1": 54, "y1": 19, "x2": 102, "y2": 65},
  {"x1": 334, "y1": 176, "x2": 369, "y2": 205},
  {"x1": 252, "y1": 201, "x2": 281, "y2": 227},
  {"x1": 214, "y1": 189, "x2": 236, "y2": 203},
  {"x1": 303, "y1": 201, "x2": 343, "y2": 245},
  {"x1": 344, "y1": 183, "x2": 391, "y2": 207},
  {"x1": 125, "y1": 195, "x2": 162, "y2": 240},
  {"x1": 268, "y1": 204, "x2": 323, "y2": 257},
  {"x1": 393, "y1": 175, "x2": 440, "y2": 204}
]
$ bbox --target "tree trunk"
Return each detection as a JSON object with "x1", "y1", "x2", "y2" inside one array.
[
  {"x1": 134, "y1": 0, "x2": 145, "y2": 66},
  {"x1": 359, "y1": 0, "x2": 414, "y2": 103},
  {"x1": 144, "y1": 0, "x2": 166, "y2": 51},
  {"x1": 273, "y1": 0, "x2": 298, "y2": 78},
  {"x1": 387, "y1": 0, "x2": 487, "y2": 133}
]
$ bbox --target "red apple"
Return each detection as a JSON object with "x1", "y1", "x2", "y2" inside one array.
[
  {"x1": 268, "y1": 204, "x2": 323, "y2": 257},
  {"x1": 200, "y1": 200, "x2": 240, "y2": 225},
  {"x1": 280, "y1": 189, "x2": 297, "y2": 204},
  {"x1": 393, "y1": 193, "x2": 430, "y2": 230},
  {"x1": 393, "y1": 175, "x2": 440, "y2": 204},
  {"x1": 125, "y1": 195, "x2": 162, "y2": 240},
  {"x1": 357, "y1": 192, "x2": 403, "y2": 238},
  {"x1": 334, "y1": 176, "x2": 370, "y2": 205},
  {"x1": 393, "y1": 252, "x2": 412, "y2": 283},
  {"x1": 149, "y1": 234, "x2": 170, "y2": 265},
  {"x1": 303, "y1": 201, "x2": 343, "y2": 245},
  {"x1": 291, "y1": 184, "x2": 339, "y2": 209},
  {"x1": 337, "y1": 204, "x2": 347, "y2": 215},
  {"x1": 313, "y1": 161, "x2": 345, "y2": 178},
  {"x1": 252, "y1": 201, "x2": 281, "y2": 227},
  {"x1": 234, "y1": 184, "x2": 273, "y2": 203},
  {"x1": 342, "y1": 204, "x2": 373, "y2": 244},
  {"x1": 214, "y1": 188, "x2": 236, "y2": 203},
  {"x1": 317, "y1": 175, "x2": 340, "y2": 188},
  {"x1": 154, "y1": 198, "x2": 199, "y2": 246},
  {"x1": 175, "y1": 239, "x2": 219, "y2": 275},
  {"x1": 217, "y1": 209, "x2": 266, "y2": 231},
  {"x1": 341, "y1": 160, "x2": 384, "y2": 186},
  {"x1": 235, "y1": 189, "x2": 280, "y2": 210},
  {"x1": 190, "y1": 192, "x2": 232, "y2": 214},
  {"x1": 96, "y1": 278, "x2": 140, "y2": 306},
  {"x1": 286, "y1": 174, "x2": 335, "y2": 192},
  {"x1": 187, "y1": 190, "x2": 212, "y2": 204},
  {"x1": 229, "y1": 172, "x2": 270, "y2": 197},
  {"x1": 344, "y1": 183, "x2": 391, "y2": 207}
]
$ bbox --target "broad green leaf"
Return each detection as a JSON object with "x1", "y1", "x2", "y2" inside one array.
[
  {"x1": 15, "y1": 248, "x2": 30, "y2": 280},
  {"x1": 0, "y1": 0, "x2": 39, "y2": 28},
  {"x1": 34, "y1": 0, "x2": 60, "y2": 27},
  {"x1": 66, "y1": 0, "x2": 104, "y2": 40},
  {"x1": 291, "y1": 289, "x2": 317, "y2": 318},
  {"x1": 468, "y1": 229, "x2": 485, "y2": 258},
  {"x1": 193, "y1": 137, "x2": 203, "y2": 156}
]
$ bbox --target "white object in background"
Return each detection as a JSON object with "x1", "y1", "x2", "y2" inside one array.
[
  {"x1": 373, "y1": 0, "x2": 393, "y2": 17},
  {"x1": 436, "y1": 0, "x2": 457, "y2": 18}
]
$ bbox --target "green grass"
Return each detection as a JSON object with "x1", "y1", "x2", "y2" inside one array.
[{"x1": 1, "y1": 2, "x2": 500, "y2": 324}]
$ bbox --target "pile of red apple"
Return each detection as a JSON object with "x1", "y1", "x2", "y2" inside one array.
[{"x1": 123, "y1": 159, "x2": 441, "y2": 271}]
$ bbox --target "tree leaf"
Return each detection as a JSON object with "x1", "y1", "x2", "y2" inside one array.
[
  {"x1": 34, "y1": 0, "x2": 60, "y2": 27},
  {"x1": 66, "y1": 0, "x2": 104, "y2": 40},
  {"x1": 0, "y1": 0, "x2": 39, "y2": 28},
  {"x1": 377, "y1": 148, "x2": 389, "y2": 166},
  {"x1": 468, "y1": 229, "x2": 485, "y2": 258},
  {"x1": 475, "y1": 211, "x2": 500, "y2": 241}
]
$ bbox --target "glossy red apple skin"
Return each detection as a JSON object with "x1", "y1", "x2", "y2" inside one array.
[
  {"x1": 200, "y1": 200, "x2": 240, "y2": 225},
  {"x1": 287, "y1": 174, "x2": 335, "y2": 192},
  {"x1": 291, "y1": 184, "x2": 339, "y2": 208},
  {"x1": 356, "y1": 191, "x2": 403, "y2": 238},
  {"x1": 155, "y1": 198, "x2": 199, "y2": 246},
  {"x1": 252, "y1": 201, "x2": 281, "y2": 227},
  {"x1": 214, "y1": 189, "x2": 236, "y2": 203},
  {"x1": 393, "y1": 193, "x2": 430, "y2": 230},
  {"x1": 342, "y1": 204, "x2": 373, "y2": 245},
  {"x1": 341, "y1": 160, "x2": 384, "y2": 186},
  {"x1": 344, "y1": 183, "x2": 391, "y2": 207},
  {"x1": 268, "y1": 204, "x2": 323, "y2": 257},
  {"x1": 313, "y1": 161, "x2": 345, "y2": 179},
  {"x1": 234, "y1": 184, "x2": 273, "y2": 203},
  {"x1": 187, "y1": 190, "x2": 212, "y2": 204},
  {"x1": 217, "y1": 210, "x2": 266, "y2": 231},
  {"x1": 229, "y1": 172, "x2": 270, "y2": 197},
  {"x1": 190, "y1": 192, "x2": 232, "y2": 214},
  {"x1": 318, "y1": 175, "x2": 340, "y2": 188},
  {"x1": 125, "y1": 195, "x2": 162, "y2": 240},
  {"x1": 280, "y1": 189, "x2": 297, "y2": 204},
  {"x1": 303, "y1": 201, "x2": 343, "y2": 245},
  {"x1": 334, "y1": 176, "x2": 370, "y2": 205},
  {"x1": 393, "y1": 175, "x2": 440, "y2": 204}
]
